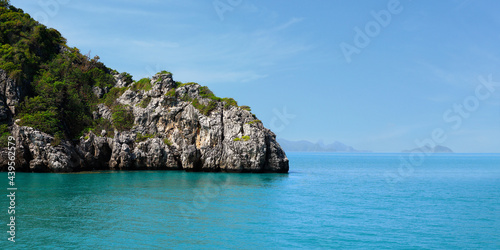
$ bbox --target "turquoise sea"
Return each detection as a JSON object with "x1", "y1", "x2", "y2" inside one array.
[{"x1": 1, "y1": 153, "x2": 499, "y2": 249}]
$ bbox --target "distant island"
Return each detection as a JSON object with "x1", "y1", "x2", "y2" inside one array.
[
  {"x1": 278, "y1": 139, "x2": 370, "y2": 152},
  {"x1": 0, "y1": 2, "x2": 288, "y2": 173},
  {"x1": 402, "y1": 145, "x2": 454, "y2": 153},
  {"x1": 279, "y1": 139, "x2": 454, "y2": 153}
]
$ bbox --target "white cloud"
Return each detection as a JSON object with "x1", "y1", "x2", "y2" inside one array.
[{"x1": 275, "y1": 17, "x2": 304, "y2": 31}]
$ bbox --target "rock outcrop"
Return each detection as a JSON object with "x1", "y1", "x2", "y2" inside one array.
[
  {"x1": 0, "y1": 72, "x2": 289, "y2": 173},
  {"x1": 0, "y1": 69, "x2": 25, "y2": 123}
]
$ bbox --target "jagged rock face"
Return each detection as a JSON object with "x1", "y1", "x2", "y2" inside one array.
[
  {"x1": 92, "y1": 86, "x2": 109, "y2": 99},
  {"x1": 4, "y1": 126, "x2": 82, "y2": 172},
  {"x1": 0, "y1": 69, "x2": 23, "y2": 123},
  {"x1": 0, "y1": 97, "x2": 9, "y2": 122},
  {"x1": 0, "y1": 73, "x2": 289, "y2": 173},
  {"x1": 113, "y1": 72, "x2": 132, "y2": 88}
]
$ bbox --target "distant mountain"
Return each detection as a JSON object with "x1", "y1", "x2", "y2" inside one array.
[
  {"x1": 402, "y1": 145, "x2": 453, "y2": 153},
  {"x1": 278, "y1": 139, "x2": 369, "y2": 152}
]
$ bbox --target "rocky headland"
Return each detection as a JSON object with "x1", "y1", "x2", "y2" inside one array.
[
  {"x1": 0, "y1": 3, "x2": 288, "y2": 173},
  {"x1": 0, "y1": 70, "x2": 289, "y2": 173}
]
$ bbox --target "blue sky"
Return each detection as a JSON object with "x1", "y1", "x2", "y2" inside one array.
[{"x1": 10, "y1": 0, "x2": 500, "y2": 152}]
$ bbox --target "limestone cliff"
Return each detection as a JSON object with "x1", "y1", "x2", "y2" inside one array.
[
  {"x1": 0, "y1": 71, "x2": 289, "y2": 173},
  {"x1": 0, "y1": 3, "x2": 288, "y2": 173}
]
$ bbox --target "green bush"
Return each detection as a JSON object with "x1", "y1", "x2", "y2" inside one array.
[
  {"x1": 233, "y1": 136, "x2": 252, "y2": 142},
  {"x1": 191, "y1": 98, "x2": 218, "y2": 116},
  {"x1": 164, "y1": 138, "x2": 172, "y2": 146},
  {"x1": 180, "y1": 93, "x2": 191, "y2": 102},
  {"x1": 131, "y1": 78, "x2": 152, "y2": 91},
  {"x1": 246, "y1": 120, "x2": 262, "y2": 125},
  {"x1": 51, "y1": 132, "x2": 63, "y2": 146},
  {"x1": 85, "y1": 118, "x2": 114, "y2": 138},
  {"x1": 198, "y1": 86, "x2": 241, "y2": 111},
  {"x1": 158, "y1": 70, "x2": 172, "y2": 75},
  {"x1": 111, "y1": 104, "x2": 134, "y2": 131},
  {"x1": 139, "y1": 96, "x2": 151, "y2": 108},
  {"x1": 0, "y1": 124, "x2": 10, "y2": 147},
  {"x1": 121, "y1": 72, "x2": 133, "y2": 85},
  {"x1": 222, "y1": 98, "x2": 238, "y2": 108},
  {"x1": 19, "y1": 96, "x2": 52, "y2": 113},
  {"x1": 0, "y1": 1, "x2": 10, "y2": 8},
  {"x1": 174, "y1": 81, "x2": 183, "y2": 88},
  {"x1": 89, "y1": 67, "x2": 115, "y2": 88},
  {"x1": 199, "y1": 86, "x2": 219, "y2": 100},
  {"x1": 102, "y1": 87, "x2": 128, "y2": 107},
  {"x1": 179, "y1": 82, "x2": 198, "y2": 87},
  {"x1": 240, "y1": 105, "x2": 251, "y2": 111},
  {"x1": 179, "y1": 85, "x2": 242, "y2": 115},
  {"x1": 136, "y1": 133, "x2": 154, "y2": 142},
  {"x1": 166, "y1": 89, "x2": 176, "y2": 98},
  {"x1": 19, "y1": 110, "x2": 60, "y2": 135}
]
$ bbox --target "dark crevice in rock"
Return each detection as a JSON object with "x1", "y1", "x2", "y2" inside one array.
[{"x1": 220, "y1": 105, "x2": 225, "y2": 144}]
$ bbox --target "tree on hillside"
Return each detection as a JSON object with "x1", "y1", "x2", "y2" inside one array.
[{"x1": 0, "y1": 0, "x2": 10, "y2": 8}]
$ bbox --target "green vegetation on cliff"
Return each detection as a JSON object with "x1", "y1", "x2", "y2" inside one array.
[
  {"x1": 102, "y1": 87, "x2": 128, "y2": 107},
  {"x1": 136, "y1": 133, "x2": 154, "y2": 142},
  {"x1": 177, "y1": 84, "x2": 241, "y2": 115},
  {"x1": 131, "y1": 78, "x2": 152, "y2": 91},
  {"x1": 139, "y1": 96, "x2": 151, "y2": 108},
  {"x1": 18, "y1": 50, "x2": 114, "y2": 138},
  {"x1": 0, "y1": 0, "x2": 64, "y2": 81},
  {"x1": 0, "y1": 123, "x2": 9, "y2": 147},
  {"x1": 111, "y1": 104, "x2": 134, "y2": 131},
  {"x1": 1, "y1": 2, "x2": 116, "y2": 139}
]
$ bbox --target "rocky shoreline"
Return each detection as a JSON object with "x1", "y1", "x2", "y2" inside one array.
[{"x1": 0, "y1": 72, "x2": 289, "y2": 173}]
